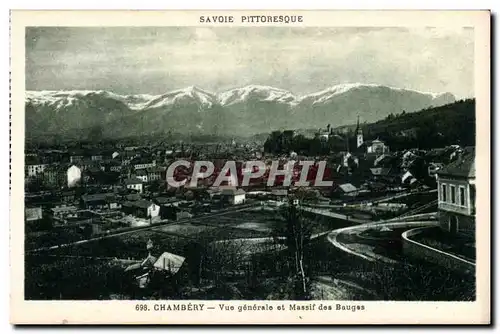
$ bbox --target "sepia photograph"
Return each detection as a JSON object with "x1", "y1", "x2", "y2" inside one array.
[{"x1": 10, "y1": 10, "x2": 490, "y2": 324}]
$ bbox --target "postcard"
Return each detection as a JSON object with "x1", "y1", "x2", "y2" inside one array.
[{"x1": 10, "y1": 10, "x2": 490, "y2": 324}]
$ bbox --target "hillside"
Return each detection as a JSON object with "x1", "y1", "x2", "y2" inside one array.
[
  {"x1": 264, "y1": 99, "x2": 475, "y2": 155},
  {"x1": 25, "y1": 83, "x2": 456, "y2": 141},
  {"x1": 359, "y1": 99, "x2": 475, "y2": 150}
]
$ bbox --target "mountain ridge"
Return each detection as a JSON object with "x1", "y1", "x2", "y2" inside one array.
[{"x1": 25, "y1": 83, "x2": 456, "y2": 140}]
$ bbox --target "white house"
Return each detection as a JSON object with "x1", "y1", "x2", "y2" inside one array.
[
  {"x1": 134, "y1": 200, "x2": 160, "y2": 218},
  {"x1": 221, "y1": 188, "x2": 246, "y2": 205},
  {"x1": 135, "y1": 170, "x2": 148, "y2": 183},
  {"x1": 67, "y1": 165, "x2": 82, "y2": 188},
  {"x1": 125, "y1": 177, "x2": 144, "y2": 193}
]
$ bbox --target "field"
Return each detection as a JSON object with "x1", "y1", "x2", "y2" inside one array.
[
  {"x1": 26, "y1": 206, "x2": 373, "y2": 300},
  {"x1": 38, "y1": 207, "x2": 282, "y2": 259}
]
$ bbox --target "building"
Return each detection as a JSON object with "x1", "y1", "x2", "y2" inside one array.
[
  {"x1": 135, "y1": 169, "x2": 149, "y2": 183},
  {"x1": 401, "y1": 171, "x2": 417, "y2": 185},
  {"x1": 317, "y1": 124, "x2": 333, "y2": 141},
  {"x1": 125, "y1": 251, "x2": 187, "y2": 289},
  {"x1": 370, "y1": 167, "x2": 392, "y2": 177},
  {"x1": 125, "y1": 193, "x2": 142, "y2": 202},
  {"x1": 122, "y1": 200, "x2": 160, "y2": 219},
  {"x1": 80, "y1": 193, "x2": 119, "y2": 210},
  {"x1": 26, "y1": 163, "x2": 48, "y2": 178},
  {"x1": 91, "y1": 154, "x2": 103, "y2": 161},
  {"x1": 366, "y1": 139, "x2": 390, "y2": 156},
  {"x1": 428, "y1": 162, "x2": 445, "y2": 179},
  {"x1": 353, "y1": 118, "x2": 389, "y2": 156},
  {"x1": 110, "y1": 165, "x2": 122, "y2": 173},
  {"x1": 335, "y1": 183, "x2": 359, "y2": 197},
  {"x1": 69, "y1": 155, "x2": 84, "y2": 164},
  {"x1": 67, "y1": 165, "x2": 82, "y2": 188},
  {"x1": 25, "y1": 206, "x2": 43, "y2": 223},
  {"x1": 221, "y1": 188, "x2": 246, "y2": 205},
  {"x1": 104, "y1": 160, "x2": 122, "y2": 173},
  {"x1": 124, "y1": 178, "x2": 144, "y2": 193},
  {"x1": 135, "y1": 200, "x2": 160, "y2": 218},
  {"x1": 154, "y1": 197, "x2": 184, "y2": 207},
  {"x1": 147, "y1": 167, "x2": 165, "y2": 183},
  {"x1": 355, "y1": 116, "x2": 364, "y2": 148},
  {"x1": 61, "y1": 190, "x2": 76, "y2": 203},
  {"x1": 38, "y1": 165, "x2": 65, "y2": 188},
  {"x1": 436, "y1": 148, "x2": 475, "y2": 237},
  {"x1": 373, "y1": 154, "x2": 390, "y2": 167},
  {"x1": 134, "y1": 160, "x2": 157, "y2": 170},
  {"x1": 153, "y1": 252, "x2": 186, "y2": 276}
]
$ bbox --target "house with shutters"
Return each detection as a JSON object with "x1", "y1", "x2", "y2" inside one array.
[{"x1": 436, "y1": 148, "x2": 475, "y2": 237}]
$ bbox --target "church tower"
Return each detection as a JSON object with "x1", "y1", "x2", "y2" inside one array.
[{"x1": 356, "y1": 115, "x2": 364, "y2": 148}]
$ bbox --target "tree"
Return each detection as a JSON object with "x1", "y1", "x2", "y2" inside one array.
[{"x1": 272, "y1": 197, "x2": 313, "y2": 298}]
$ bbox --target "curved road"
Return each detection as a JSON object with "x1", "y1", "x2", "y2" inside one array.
[{"x1": 327, "y1": 216, "x2": 439, "y2": 264}]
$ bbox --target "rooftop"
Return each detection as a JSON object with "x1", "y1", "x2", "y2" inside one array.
[
  {"x1": 124, "y1": 177, "x2": 143, "y2": 185},
  {"x1": 338, "y1": 183, "x2": 357, "y2": 193},
  {"x1": 125, "y1": 193, "x2": 142, "y2": 201},
  {"x1": 154, "y1": 197, "x2": 180, "y2": 205},
  {"x1": 221, "y1": 188, "x2": 246, "y2": 196},
  {"x1": 133, "y1": 199, "x2": 155, "y2": 209},
  {"x1": 437, "y1": 148, "x2": 475, "y2": 178},
  {"x1": 153, "y1": 252, "x2": 186, "y2": 274},
  {"x1": 81, "y1": 193, "x2": 116, "y2": 202}
]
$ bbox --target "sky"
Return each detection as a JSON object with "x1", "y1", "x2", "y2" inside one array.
[{"x1": 26, "y1": 26, "x2": 474, "y2": 98}]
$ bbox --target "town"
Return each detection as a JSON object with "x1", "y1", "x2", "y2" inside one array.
[{"x1": 25, "y1": 108, "x2": 476, "y2": 301}]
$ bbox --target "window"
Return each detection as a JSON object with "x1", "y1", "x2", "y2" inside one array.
[
  {"x1": 460, "y1": 187, "x2": 466, "y2": 206},
  {"x1": 441, "y1": 184, "x2": 447, "y2": 202},
  {"x1": 450, "y1": 185, "x2": 456, "y2": 204}
]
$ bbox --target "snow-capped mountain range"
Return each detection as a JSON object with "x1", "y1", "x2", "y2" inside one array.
[{"x1": 25, "y1": 83, "x2": 456, "y2": 139}]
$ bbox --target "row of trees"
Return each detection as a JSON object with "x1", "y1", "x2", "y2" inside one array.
[{"x1": 263, "y1": 130, "x2": 351, "y2": 156}]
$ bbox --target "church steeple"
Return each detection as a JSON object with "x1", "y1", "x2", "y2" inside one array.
[{"x1": 356, "y1": 115, "x2": 364, "y2": 148}]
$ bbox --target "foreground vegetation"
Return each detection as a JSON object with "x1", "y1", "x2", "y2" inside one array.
[{"x1": 26, "y1": 204, "x2": 475, "y2": 301}]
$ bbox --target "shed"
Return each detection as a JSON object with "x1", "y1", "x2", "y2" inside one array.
[{"x1": 153, "y1": 252, "x2": 186, "y2": 275}]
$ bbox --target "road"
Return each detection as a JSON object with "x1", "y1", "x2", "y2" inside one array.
[
  {"x1": 327, "y1": 218, "x2": 439, "y2": 264},
  {"x1": 299, "y1": 189, "x2": 436, "y2": 222},
  {"x1": 300, "y1": 206, "x2": 368, "y2": 224}
]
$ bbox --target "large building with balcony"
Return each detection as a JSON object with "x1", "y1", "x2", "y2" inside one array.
[{"x1": 436, "y1": 148, "x2": 475, "y2": 237}]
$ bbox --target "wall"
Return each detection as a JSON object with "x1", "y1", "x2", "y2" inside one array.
[
  {"x1": 438, "y1": 210, "x2": 475, "y2": 236},
  {"x1": 402, "y1": 227, "x2": 475, "y2": 274},
  {"x1": 233, "y1": 194, "x2": 246, "y2": 205},
  {"x1": 148, "y1": 204, "x2": 160, "y2": 218}
]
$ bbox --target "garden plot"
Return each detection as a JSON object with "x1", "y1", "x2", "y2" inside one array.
[
  {"x1": 190, "y1": 209, "x2": 280, "y2": 233},
  {"x1": 232, "y1": 221, "x2": 274, "y2": 233},
  {"x1": 153, "y1": 223, "x2": 217, "y2": 237}
]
